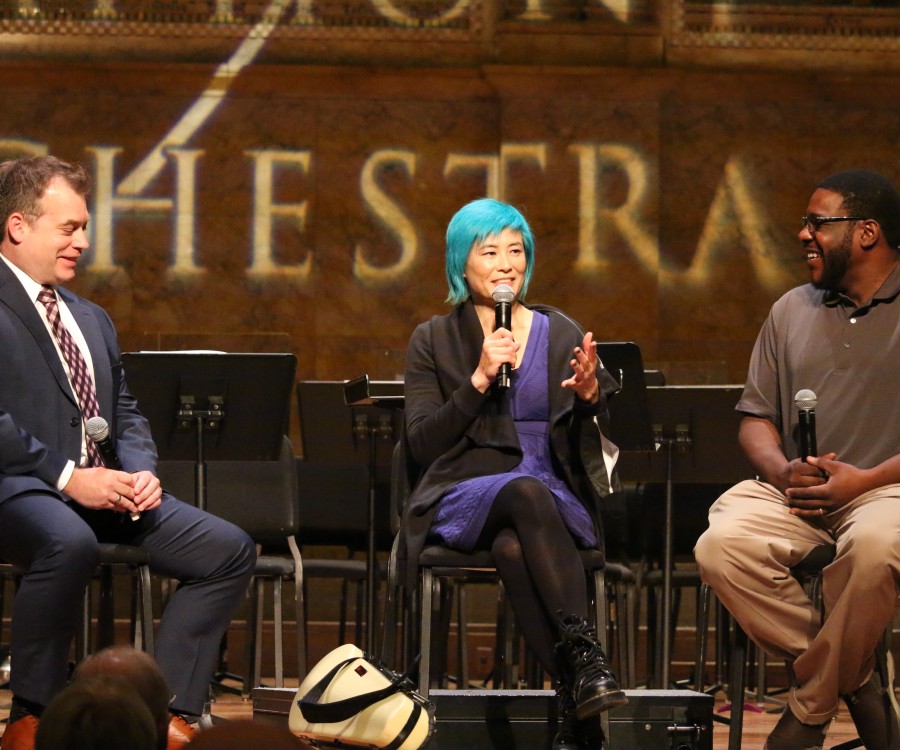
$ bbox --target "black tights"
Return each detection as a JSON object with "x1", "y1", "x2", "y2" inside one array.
[{"x1": 475, "y1": 476, "x2": 589, "y2": 679}]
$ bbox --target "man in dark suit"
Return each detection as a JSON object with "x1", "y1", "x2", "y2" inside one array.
[{"x1": 0, "y1": 156, "x2": 256, "y2": 750}]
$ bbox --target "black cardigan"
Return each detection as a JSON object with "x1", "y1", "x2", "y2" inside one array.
[{"x1": 397, "y1": 299, "x2": 620, "y2": 587}]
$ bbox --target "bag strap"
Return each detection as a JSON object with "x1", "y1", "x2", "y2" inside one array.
[
  {"x1": 383, "y1": 700, "x2": 424, "y2": 750},
  {"x1": 297, "y1": 657, "x2": 409, "y2": 724}
]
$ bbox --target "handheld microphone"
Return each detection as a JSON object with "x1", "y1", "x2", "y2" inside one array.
[
  {"x1": 794, "y1": 389, "x2": 818, "y2": 461},
  {"x1": 85, "y1": 416, "x2": 140, "y2": 521},
  {"x1": 491, "y1": 284, "x2": 515, "y2": 390}
]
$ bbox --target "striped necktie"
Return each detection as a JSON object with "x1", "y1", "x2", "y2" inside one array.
[{"x1": 37, "y1": 285, "x2": 102, "y2": 467}]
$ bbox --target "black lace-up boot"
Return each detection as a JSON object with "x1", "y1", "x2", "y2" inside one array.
[
  {"x1": 552, "y1": 683, "x2": 582, "y2": 750},
  {"x1": 555, "y1": 613, "x2": 627, "y2": 720}
]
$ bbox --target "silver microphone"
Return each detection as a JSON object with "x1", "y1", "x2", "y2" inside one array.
[{"x1": 85, "y1": 416, "x2": 141, "y2": 521}]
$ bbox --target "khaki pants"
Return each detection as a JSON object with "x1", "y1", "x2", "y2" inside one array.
[{"x1": 694, "y1": 479, "x2": 900, "y2": 725}]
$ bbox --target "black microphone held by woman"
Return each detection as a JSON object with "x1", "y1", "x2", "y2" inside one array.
[{"x1": 492, "y1": 283, "x2": 515, "y2": 390}]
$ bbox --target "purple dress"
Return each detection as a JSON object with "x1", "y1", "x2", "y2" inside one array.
[{"x1": 430, "y1": 312, "x2": 598, "y2": 550}]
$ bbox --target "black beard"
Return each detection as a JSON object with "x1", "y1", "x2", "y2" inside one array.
[{"x1": 812, "y1": 230, "x2": 853, "y2": 292}]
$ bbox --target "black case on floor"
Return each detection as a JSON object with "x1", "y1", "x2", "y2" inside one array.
[
  {"x1": 606, "y1": 689, "x2": 713, "y2": 750},
  {"x1": 428, "y1": 689, "x2": 555, "y2": 749},
  {"x1": 428, "y1": 689, "x2": 712, "y2": 750},
  {"x1": 252, "y1": 687, "x2": 713, "y2": 750}
]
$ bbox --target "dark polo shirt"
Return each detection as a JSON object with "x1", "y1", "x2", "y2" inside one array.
[{"x1": 738, "y1": 260, "x2": 900, "y2": 469}]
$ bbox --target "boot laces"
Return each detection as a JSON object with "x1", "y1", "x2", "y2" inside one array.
[{"x1": 560, "y1": 620, "x2": 609, "y2": 664}]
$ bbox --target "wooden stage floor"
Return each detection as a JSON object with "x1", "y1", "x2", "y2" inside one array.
[{"x1": 0, "y1": 682, "x2": 877, "y2": 749}]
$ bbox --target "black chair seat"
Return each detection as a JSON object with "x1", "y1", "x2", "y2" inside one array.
[
  {"x1": 419, "y1": 547, "x2": 495, "y2": 569},
  {"x1": 300, "y1": 558, "x2": 368, "y2": 581},
  {"x1": 254, "y1": 556, "x2": 296, "y2": 577},
  {"x1": 97, "y1": 543, "x2": 151, "y2": 566}
]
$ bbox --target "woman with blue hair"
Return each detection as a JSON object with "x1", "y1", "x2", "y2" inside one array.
[{"x1": 398, "y1": 198, "x2": 626, "y2": 749}]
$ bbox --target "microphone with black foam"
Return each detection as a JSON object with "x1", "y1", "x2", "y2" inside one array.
[
  {"x1": 491, "y1": 284, "x2": 515, "y2": 390},
  {"x1": 85, "y1": 416, "x2": 141, "y2": 521},
  {"x1": 794, "y1": 389, "x2": 818, "y2": 462}
]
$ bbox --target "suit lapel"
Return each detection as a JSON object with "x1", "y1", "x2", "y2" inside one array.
[{"x1": 0, "y1": 261, "x2": 78, "y2": 409}]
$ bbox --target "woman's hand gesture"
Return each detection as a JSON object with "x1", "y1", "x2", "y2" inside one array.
[{"x1": 562, "y1": 331, "x2": 600, "y2": 404}]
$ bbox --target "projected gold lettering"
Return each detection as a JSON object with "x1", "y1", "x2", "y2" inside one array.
[
  {"x1": 444, "y1": 143, "x2": 547, "y2": 202},
  {"x1": 0, "y1": 2, "x2": 794, "y2": 301},
  {"x1": 669, "y1": 155, "x2": 792, "y2": 290},
  {"x1": 86, "y1": 146, "x2": 198, "y2": 275},
  {"x1": 69, "y1": 139, "x2": 789, "y2": 294},
  {"x1": 516, "y1": 0, "x2": 641, "y2": 22},
  {"x1": 355, "y1": 149, "x2": 418, "y2": 284},
  {"x1": 85, "y1": 0, "x2": 290, "y2": 275},
  {"x1": 247, "y1": 149, "x2": 313, "y2": 280},
  {"x1": 291, "y1": 0, "x2": 470, "y2": 25},
  {"x1": 569, "y1": 142, "x2": 657, "y2": 273}
]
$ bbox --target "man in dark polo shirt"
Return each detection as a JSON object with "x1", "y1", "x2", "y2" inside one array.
[{"x1": 695, "y1": 170, "x2": 900, "y2": 750}]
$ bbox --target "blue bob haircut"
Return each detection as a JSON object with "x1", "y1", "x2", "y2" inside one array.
[{"x1": 444, "y1": 198, "x2": 535, "y2": 305}]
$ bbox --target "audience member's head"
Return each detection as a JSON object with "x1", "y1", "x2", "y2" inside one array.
[
  {"x1": 35, "y1": 677, "x2": 157, "y2": 750},
  {"x1": 72, "y1": 646, "x2": 172, "y2": 750},
  {"x1": 187, "y1": 719, "x2": 312, "y2": 749}
]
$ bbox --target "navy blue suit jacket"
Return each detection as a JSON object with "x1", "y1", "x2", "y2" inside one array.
[{"x1": 0, "y1": 258, "x2": 156, "y2": 504}]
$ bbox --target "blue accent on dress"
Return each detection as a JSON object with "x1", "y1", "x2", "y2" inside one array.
[{"x1": 430, "y1": 311, "x2": 597, "y2": 550}]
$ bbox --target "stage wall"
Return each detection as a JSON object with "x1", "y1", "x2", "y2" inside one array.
[{"x1": 1, "y1": 57, "x2": 898, "y2": 389}]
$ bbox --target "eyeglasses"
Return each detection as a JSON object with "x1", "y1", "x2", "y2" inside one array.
[{"x1": 801, "y1": 215, "x2": 866, "y2": 233}]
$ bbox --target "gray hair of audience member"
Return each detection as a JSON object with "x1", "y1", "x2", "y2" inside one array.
[
  {"x1": 72, "y1": 646, "x2": 171, "y2": 750},
  {"x1": 35, "y1": 677, "x2": 157, "y2": 750}
]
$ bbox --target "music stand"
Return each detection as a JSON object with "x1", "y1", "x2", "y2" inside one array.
[
  {"x1": 597, "y1": 342, "x2": 656, "y2": 453},
  {"x1": 121, "y1": 352, "x2": 297, "y2": 511},
  {"x1": 121, "y1": 352, "x2": 296, "y2": 700},
  {"x1": 615, "y1": 384, "x2": 751, "y2": 689},
  {"x1": 297, "y1": 378, "x2": 403, "y2": 655}
]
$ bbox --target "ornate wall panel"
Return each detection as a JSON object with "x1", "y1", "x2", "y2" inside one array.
[{"x1": 670, "y1": 0, "x2": 900, "y2": 61}]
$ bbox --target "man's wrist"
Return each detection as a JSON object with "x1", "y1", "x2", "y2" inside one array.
[{"x1": 57, "y1": 460, "x2": 75, "y2": 492}]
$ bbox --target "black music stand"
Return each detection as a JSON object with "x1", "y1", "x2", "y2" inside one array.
[
  {"x1": 297, "y1": 378, "x2": 403, "y2": 655},
  {"x1": 343, "y1": 376, "x2": 404, "y2": 656},
  {"x1": 121, "y1": 352, "x2": 296, "y2": 700},
  {"x1": 121, "y1": 352, "x2": 297, "y2": 511},
  {"x1": 616, "y1": 383, "x2": 751, "y2": 690},
  {"x1": 598, "y1": 342, "x2": 656, "y2": 453}
]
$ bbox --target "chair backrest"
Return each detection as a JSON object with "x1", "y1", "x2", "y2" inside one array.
[
  {"x1": 389, "y1": 441, "x2": 408, "y2": 537},
  {"x1": 388, "y1": 425, "x2": 426, "y2": 533},
  {"x1": 294, "y1": 459, "x2": 372, "y2": 549},
  {"x1": 296, "y1": 381, "x2": 400, "y2": 550},
  {"x1": 157, "y1": 435, "x2": 299, "y2": 543}
]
